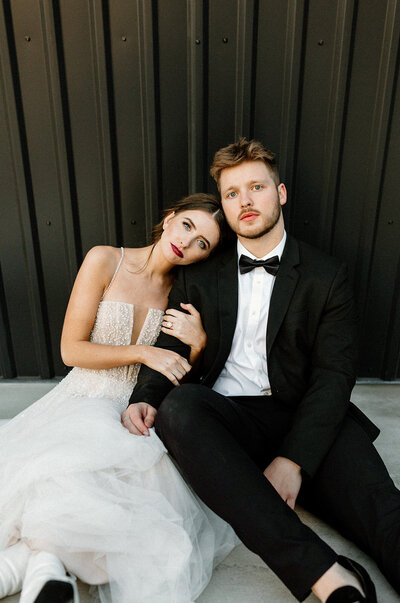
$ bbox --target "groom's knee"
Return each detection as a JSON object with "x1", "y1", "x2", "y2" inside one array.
[{"x1": 155, "y1": 383, "x2": 206, "y2": 440}]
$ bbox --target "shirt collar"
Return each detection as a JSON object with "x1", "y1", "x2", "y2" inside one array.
[{"x1": 237, "y1": 230, "x2": 287, "y2": 263}]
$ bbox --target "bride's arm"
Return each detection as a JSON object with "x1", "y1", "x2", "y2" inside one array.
[{"x1": 60, "y1": 247, "x2": 190, "y2": 383}]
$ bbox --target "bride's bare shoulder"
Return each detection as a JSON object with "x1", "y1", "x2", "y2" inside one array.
[{"x1": 81, "y1": 245, "x2": 122, "y2": 274}]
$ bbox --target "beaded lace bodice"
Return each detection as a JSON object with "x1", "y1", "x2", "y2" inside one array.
[{"x1": 60, "y1": 301, "x2": 164, "y2": 406}]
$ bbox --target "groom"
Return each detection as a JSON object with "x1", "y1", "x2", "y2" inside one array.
[{"x1": 123, "y1": 138, "x2": 400, "y2": 602}]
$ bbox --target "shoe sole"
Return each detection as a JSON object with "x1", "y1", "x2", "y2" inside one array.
[{"x1": 34, "y1": 580, "x2": 74, "y2": 603}]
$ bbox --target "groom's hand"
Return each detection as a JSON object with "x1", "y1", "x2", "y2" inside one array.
[
  {"x1": 121, "y1": 402, "x2": 157, "y2": 436},
  {"x1": 263, "y1": 456, "x2": 302, "y2": 510}
]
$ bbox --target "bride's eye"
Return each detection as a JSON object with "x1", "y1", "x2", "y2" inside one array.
[
  {"x1": 197, "y1": 240, "x2": 206, "y2": 249},
  {"x1": 183, "y1": 221, "x2": 191, "y2": 230}
]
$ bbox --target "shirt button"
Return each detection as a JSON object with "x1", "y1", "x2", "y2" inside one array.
[
  {"x1": 247, "y1": 342, "x2": 252, "y2": 347},
  {"x1": 251, "y1": 311, "x2": 256, "y2": 316}
]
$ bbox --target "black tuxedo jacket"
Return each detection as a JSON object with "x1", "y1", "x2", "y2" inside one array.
[{"x1": 130, "y1": 235, "x2": 379, "y2": 477}]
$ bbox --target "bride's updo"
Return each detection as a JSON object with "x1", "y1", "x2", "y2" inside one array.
[{"x1": 151, "y1": 193, "x2": 227, "y2": 246}]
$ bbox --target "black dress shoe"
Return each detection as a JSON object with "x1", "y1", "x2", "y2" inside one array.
[
  {"x1": 326, "y1": 556, "x2": 377, "y2": 603},
  {"x1": 34, "y1": 579, "x2": 75, "y2": 603},
  {"x1": 326, "y1": 585, "x2": 366, "y2": 602}
]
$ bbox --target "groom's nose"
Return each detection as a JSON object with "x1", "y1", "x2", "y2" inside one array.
[{"x1": 240, "y1": 190, "x2": 253, "y2": 207}]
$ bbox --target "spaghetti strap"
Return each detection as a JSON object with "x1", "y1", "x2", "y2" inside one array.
[{"x1": 101, "y1": 247, "x2": 124, "y2": 300}]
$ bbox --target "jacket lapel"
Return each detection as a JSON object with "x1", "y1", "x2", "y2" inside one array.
[
  {"x1": 267, "y1": 235, "x2": 300, "y2": 357},
  {"x1": 204, "y1": 246, "x2": 238, "y2": 384}
]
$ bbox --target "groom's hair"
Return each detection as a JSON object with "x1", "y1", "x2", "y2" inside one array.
[{"x1": 210, "y1": 137, "x2": 280, "y2": 190}]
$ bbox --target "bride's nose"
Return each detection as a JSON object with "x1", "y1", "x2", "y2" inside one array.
[{"x1": 179, "y1": 235, "x2": 191, "y2": 249}]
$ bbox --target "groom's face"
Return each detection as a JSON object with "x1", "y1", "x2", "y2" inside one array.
[{"x1": 220, "y1": 160, "x2": 286, "y2": 239}]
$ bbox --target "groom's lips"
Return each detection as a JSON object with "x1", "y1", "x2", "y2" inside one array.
[
  {"x1": 240, "y1": 212, "x2": 259, "y2": 222},
  {"x1": 171, "y1": 243, "x2": 184, "y2": 258}
]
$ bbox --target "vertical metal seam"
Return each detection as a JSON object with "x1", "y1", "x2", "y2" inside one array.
[
  {"x1": 234, "y1": 0, "x2": 253, "y2": 139},
  {"x1": 137, "y1": 0, "x2": 158, "y2": 241},
  {"x1": 40, "y1": 0, "x2": 78, "y2": 282},
  {"x1": 187, "y1": 0, "x2": 204, "y2": 193},
  {"x1": 319, "y1": 0, "x2": 355, "y2": 252},
  {"x1": 187, "y1": 0, "x2": 197, "y2": 192},
  {"x1": 88, "y1": 0, "x2": 116, "y2": 245},
  {"x1": 279, "y1": 0, "x2": 304, "y2": 227}
]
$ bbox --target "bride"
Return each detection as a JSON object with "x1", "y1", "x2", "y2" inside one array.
[{"x1": 0, "y1": 194, "x2": 237, "y2": 603}]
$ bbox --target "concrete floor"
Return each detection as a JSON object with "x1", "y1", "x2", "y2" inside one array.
[{"x1": 1, "y1": 382, "x2": 399, "y2": 602}]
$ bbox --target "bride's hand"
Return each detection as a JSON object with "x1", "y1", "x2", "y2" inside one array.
[
  {"x1": 139, "y1": 346, "x2": 191, "y2": 386},
  {"x1": 161, "y1": 304, "x2": 207, "y2": 360}
]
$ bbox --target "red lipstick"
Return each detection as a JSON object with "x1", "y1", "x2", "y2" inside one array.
[{"x1": 170, "y1": 243, "x2": 183, "y2": 258}]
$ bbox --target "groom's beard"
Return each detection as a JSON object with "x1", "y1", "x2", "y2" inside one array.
[
  {"x1": 231, "y1": 195, "x2": 282, "y2": 240},
  {"x1": 241, "y1": 205, "x2": 281, "y2": 240}
]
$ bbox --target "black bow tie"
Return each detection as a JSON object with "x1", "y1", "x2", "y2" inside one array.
[{"x1": 239, "y1": 254, "x2": 280, "y2": 276}]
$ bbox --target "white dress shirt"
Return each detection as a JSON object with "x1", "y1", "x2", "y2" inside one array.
[{"x1": 213, "y1": 231, "x2": 287, "y2": 397}]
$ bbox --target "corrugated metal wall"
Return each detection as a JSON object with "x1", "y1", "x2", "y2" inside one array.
[{"x1": 0, "y1": 0, "x2": 399, "y2": 380}]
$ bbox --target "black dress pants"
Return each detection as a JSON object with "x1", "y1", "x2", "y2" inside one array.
[{"x1": 155, "y1": 384, "x2": 400, "y2": 601}]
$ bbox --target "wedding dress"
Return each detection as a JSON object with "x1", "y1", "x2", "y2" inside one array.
[{"x1": 0, "y1": 256, "x2": 237, "y2": 602}]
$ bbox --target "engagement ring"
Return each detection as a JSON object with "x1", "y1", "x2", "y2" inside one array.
[{"x1": 165, "y1": 321, "x2": 173, "y2": 329}]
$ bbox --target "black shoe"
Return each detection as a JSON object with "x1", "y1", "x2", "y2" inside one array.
[
  {"x1": 326, "y1": 585, "x2": 366, "y2": 602},
  {"x1": 34, "y1": 579, "x2": 75, "y2": 603},
  {"x1": 326, "y1": 556, "x2": 377, "y2": 603}
]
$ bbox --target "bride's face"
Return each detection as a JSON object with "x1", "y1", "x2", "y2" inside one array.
[{"x1": 160, "y1": 209, "x2": 220, "y2": 265}]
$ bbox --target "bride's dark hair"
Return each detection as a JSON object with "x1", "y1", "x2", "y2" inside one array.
[{"x1": 151, "y1": 193, "x2": 226, "y2": 244}]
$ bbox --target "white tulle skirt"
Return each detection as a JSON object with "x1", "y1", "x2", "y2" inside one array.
[{"x1": 0, "y1": 385, "x2": 237, "y2": 602}]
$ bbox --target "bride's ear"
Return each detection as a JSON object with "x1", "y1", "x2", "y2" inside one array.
[{"x1": 163, "y1": 211, "x2": 175, "y2": 230}]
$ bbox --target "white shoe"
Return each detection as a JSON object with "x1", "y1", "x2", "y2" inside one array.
[
  {"x1": 19, "y1": 551, "x2": 79, "y2": 603},
  {"x1": 0, "y1": 541, "x2": 31, "y2": 598}
]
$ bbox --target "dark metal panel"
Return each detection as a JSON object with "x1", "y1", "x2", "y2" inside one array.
[
  {"x1": 277, "y1": 0, "x2": 304, "y2": 209},
  {"x1": 106, "y1": 0, "x2": 147, "y2": 246},
  {"x1": 316, "y1": 0, "x2": 356, "y2": 252},
  {"x1": 206, "y1": 0, "x2": 239, "y2": 178},
  {"x1": 291, "y1": 0, "x2": 353, "y2": 248},
  {"x1": 57, "y1": 0, "x2": 116, "y2": 254},
  {"x1": 187, "y1": 0, "x2": 205, "y2": 193},
  {"x1": 352, "y1": 0, "x2": 400, "y2": 307},
  {"x1": 332, "y1": 0, "x2": 400, "y2": 378},
  {"x1": 10, "y1": 0, "x2": 80, "y2": 375},
  {"x1": 233, "y1": 0, "x2": 254, "y2": 139},
  {"x1": 253, "y1": 0, "x2": 304, "y2": 222},
  {"x1": 157, "y1": 0, "x2": 188, "y2": 206},
  {"x1": 254, "y1": 1, "x2": 295, "y2": 155},
  {"x1": 0, "y1": 0, "x2": 399, "y2": 380},
  {"x1": 332, "y1": 1, "x2": 396, "y2": 280},
  {"x1": 359, "y1": 51, "x2": 400, "y2": 379},
  {"x1": 136, "y1": 0, "x2": 159, "y2": 238},
  {"x1": 0, "y1": 0, "x2": 52, "y2": 377},
  {"x1": 107, "y1": 0, "x2": 159, "y2": 245}
]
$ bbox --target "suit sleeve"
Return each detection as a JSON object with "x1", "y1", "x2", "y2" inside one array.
[
  {"x1": 277, "y1": 263, "x2": 358, "y2": 478},
  {"x1": 128, "y1": 268, "x2": 191, "y2": 409}
]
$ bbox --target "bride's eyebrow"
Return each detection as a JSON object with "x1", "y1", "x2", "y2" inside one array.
[{"x1": 183, "y1": 217, "x2": 211, "y2": 249}]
